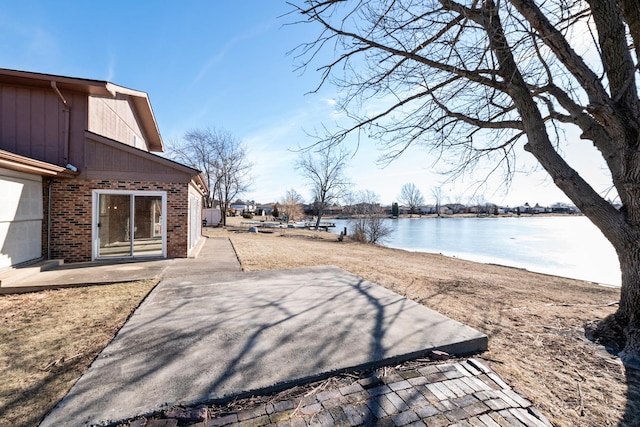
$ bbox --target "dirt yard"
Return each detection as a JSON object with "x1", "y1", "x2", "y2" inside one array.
[{"x1": 214, "y1": 217, "x2": 638, "y2": 427}]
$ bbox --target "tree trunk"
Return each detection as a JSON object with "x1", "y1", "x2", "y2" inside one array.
[
  {"x1": 481, "y1": 0, "x2": 640, "y2": 365},
  {"x1": 586, "y1": 226, "x2": 640, "y2": 367}
]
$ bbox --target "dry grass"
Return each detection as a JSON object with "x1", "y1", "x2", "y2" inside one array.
[
  {"x1": 2, "y1": 217, "x2": 636, "y2": 427},
  {"x1": 216, "y1": 217, "x2": 637, "y2": 427},
  {"x1": 0, "y1": 280, "x2": 157, "y2": 427}
]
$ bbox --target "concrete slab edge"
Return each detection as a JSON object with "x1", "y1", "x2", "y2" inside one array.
[{"x1": 102, "y1": 339, "x2": 488, "y2": 426}]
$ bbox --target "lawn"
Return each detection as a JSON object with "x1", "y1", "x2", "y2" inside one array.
[{"x1": 0, "y1": 280, "x2": 157, "y2": 427}]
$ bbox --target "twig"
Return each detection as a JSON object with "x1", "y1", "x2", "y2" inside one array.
[
  {"x1": 40, "y1": 352, "x2": 85, "y2": 371},
  {"x1": 290, "y1": 398, "x2": 304, "y2": 418},
  {"x1": 544, "y1": 302, "x2": 619, "y2": 308},
  {"x1": 577, "y1": 381, "x2": 585, "y2": 416},
  {"x1": 39, "y1": 358, "x2": 62, "y2": 371},
  {"x1": 304, "y1": 378, "x2": 331, "y2": 397}
]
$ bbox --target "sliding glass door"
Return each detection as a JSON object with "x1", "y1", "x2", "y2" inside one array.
[{"x1": 94, "y1": 191, "x2": 166, "y2": 259}]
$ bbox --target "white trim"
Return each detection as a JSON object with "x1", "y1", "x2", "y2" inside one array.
[{"x1": 92, "y1": 190, "x2": 167, "y2": 260}]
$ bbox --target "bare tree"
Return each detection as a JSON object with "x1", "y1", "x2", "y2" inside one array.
[
  {"x1": 170, "y1": 128, "x2": 252, "y2": 226},
  {"x1": 349, "y1": 190, "x2": 392, "y2": 244},
  {"x1": 398, "y1": 183, "x2": 425, "y2": 216},
  {"x1": 167, "y1": 135, "x2": 216, "y2": 209},
  {"x1": 281, "y1": 188, "x2": 305, "y2": 222},
  {"x1": 432, "y1": 187, "x2": 443, "y2": 217},
  {"x1": 296, "y1": 144, "x2": 351, "y2": 229},
  {"x1": 291, "y1": 1, "x2": 640, "y2": 363}
]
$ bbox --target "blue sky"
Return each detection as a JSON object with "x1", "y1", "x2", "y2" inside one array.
[{"x1": 0, "y1": 1, "x2": 613, "y2": 207}]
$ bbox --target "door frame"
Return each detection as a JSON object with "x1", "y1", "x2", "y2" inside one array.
[{"x1": 92, "y1": 189, "x2": 167, "y2": 260}]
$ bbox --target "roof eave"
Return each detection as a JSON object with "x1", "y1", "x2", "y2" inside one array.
[
  {"x1": 0, "y1": 150, "x2": 79, "y2": 178},
  {"x1": 0, "y1": 68, "x2": 165, "y2": 153}
]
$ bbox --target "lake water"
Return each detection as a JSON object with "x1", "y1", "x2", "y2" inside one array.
[{"x1": 331, "y1": 216, "x2": 621, "y2": 287}]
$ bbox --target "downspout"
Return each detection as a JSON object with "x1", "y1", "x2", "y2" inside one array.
[
  {"x1": 51, "y1": 81, "x2": 71, "y2": 165},
  {"x1": 47, "y1": 180, "x2": 52, "y2": 260}
]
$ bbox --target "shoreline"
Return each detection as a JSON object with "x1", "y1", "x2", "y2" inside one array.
[{"x1": 239, "y1": 214, "x2": 620, "y2": 287}]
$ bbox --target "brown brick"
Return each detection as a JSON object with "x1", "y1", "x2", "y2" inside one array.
[
  {"x1": 270, "y1": 409, "x2": 294, "y2": 424},
  {"x1": 365, "y1": 397, "x2": 389, "y2": 418},
  {"x1": 342, "y1": 403, "x2": 373, "y2": 426},
  {"x1": 464, "y1": 401, "x2": 491, "y2": 417},
  {"x1": 386, "y1": 392, "x2": 411, "y2": 412},
  {"x1": 299, "y1": 403, "x2": 322, "y2": 416},
  {"x1": 484, "y1": 399, "x2": 511, "y2": 411},
  {"x1": 48, "y1": 179, "x2": 192, "y2": 262},
  {"x1": 358, "y1": 376, "x2": 384, "y2": 389},
  {"x1": 237, "y1": 406, "x2": 267, "y2": 421},
  {"x1": 388, "y1": 380, "x2": 412, "y2": 392},
  {"x1": 396, "y1": 388, "x2": 430, "y2": 409},
  {"x1": 391, "y1": 410, "x2": 419, "y2": 426},
  {"x1": 308, "y1": 410, "x2": 335, "y2": 426},
  {"x1": 376, "y1": 394, "x2": 402, "y2": 416},
  {"x1": 289, "y1": 417, "x2": 307, "y2": 427},
  {"x1": 415, "y1": 385, "x2": 440, "y2": 404},
  {"x1": 415, "y1": 404, "x2": 439, "y2": 418},
  {"x1": 327, "y1": 406, "x2": 350, "y2": 425},
  {"x1": 240, "y1": 414, "x2": 271, "y2": 427},
  {"x1": 496, "y1": 410, "x2": 527, "y2": 427},
  {"x1": 451, "y1": 394, "x2": 480, "y2": 409},
  {"x1": 316, "y1": 389, "x2": 342, "y2": 402},
  {"x1": 444, "y1": 408, "x2": 470, "y2": 422},
  {"x1": 369, "y1": 384, "x2": 392, "y2": 397},
  {"x1": 424, "y1": 372, "x2": 449, "y2": 383},
  {"x1": 206, "y1": 413, "x2": 238, "y2": 426},
  {"x1": 146, "y1": 420, "x2": 178, "y2": 427},
  {"x1": 398, "y1": 369, "x2": 422, "y2": 380},
  {"x1": 382, "y1": 373, "x2": 406, "y2": 384},
  {"x1": 339, "y1": 383, "x2": 365, "y2": 396},
  {"x1": 344, "y1": 390, "x2": 370, "y2": 405},
  {"x1": 417, "y1": 365, "x2": 441, "y2": 376},
  {"x1": 373, "y1": 417, "x2": 395, "y2": 427},
  {"x1": 408, "y1": 376, "x2": 429, "y2": 387},
  {"x1": 423, "y1": 413, "x2": 450, "y2": 427}
]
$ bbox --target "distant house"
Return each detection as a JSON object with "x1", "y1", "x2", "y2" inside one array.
[
  {"x1": 303, "y1": 204, "x2": 344, "y2": 216},
  {"x1": 419, "y1": 205, "x2": 437, "y2": 215},
  {"x1": 256, "y1": 204, "x2": 274, "y2": 217},
  {"x1": 229, "y1": 200, "x2": 255, "y2": 216},
  {"x1": 443, "y1": 203, "x2": 465, "y2": 214},
  {"x1": 0, "y1": 69, "x2": 207, "y2": 270}
]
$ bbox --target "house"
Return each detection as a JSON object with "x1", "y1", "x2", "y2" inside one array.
[
  {"x1": 418, "y1": 205, "x2": 437, "y2": 215},
  {"x1": 229, "y1": 200, "x2": 255, "y2": 216},
  {"x1": 255, "y1": 204, "x2": 274, "y2": 217},
  {"x1": 0, "y1": 68, "x2": 207, "y2": 270}
]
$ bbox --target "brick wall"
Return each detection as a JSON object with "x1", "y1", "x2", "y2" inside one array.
[{"x1": 47, "y1": 178, "x2": 189, "y2": 262}]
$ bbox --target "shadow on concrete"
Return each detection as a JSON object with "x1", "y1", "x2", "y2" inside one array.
[{"x1": 40, "y1": 266, "x2": 487, "y2": 426}]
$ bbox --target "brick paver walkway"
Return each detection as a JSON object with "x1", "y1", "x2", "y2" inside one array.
[{"x1": 127, "y1": 358, "x2": 553, "y2": 427}]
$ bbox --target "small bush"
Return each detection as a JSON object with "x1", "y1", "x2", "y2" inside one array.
[
  {"x1": 349, "y1": 224, "x2": 368, "y2": 243},
  {"x1": 242, "y1": 212, "x2": 254, "y2": 219}
]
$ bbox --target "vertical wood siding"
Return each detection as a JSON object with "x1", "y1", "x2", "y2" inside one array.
[
  {"x1": 0, "y1": 83, "x2": 87, "y2": 167},
  {"x1": 88, "y1": 96, "x2": 146, "y2": 151},
  {"x1": 84, "y1": 136, "x2": 193, "y2": 182}
]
